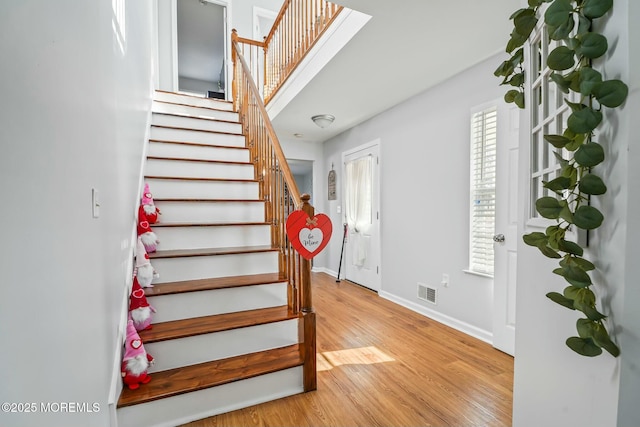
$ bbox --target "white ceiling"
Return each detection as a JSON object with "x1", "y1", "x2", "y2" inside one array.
[{"x1": 271, "y1": 0, "x2": 516, "y2": 143}]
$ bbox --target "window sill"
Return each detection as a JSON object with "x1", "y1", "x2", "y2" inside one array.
[{"x1": 463, "y1": 269, "x2": 494, "y2": 279}]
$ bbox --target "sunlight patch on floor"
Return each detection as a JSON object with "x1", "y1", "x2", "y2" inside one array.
[{"x1": 317, "y1": 346, "x2": 395, "y2": 371}]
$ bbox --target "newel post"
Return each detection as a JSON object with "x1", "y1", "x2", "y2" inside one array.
[
  {"x1": 300, "y1": 193, "x2": 317, "y2": 391},
  {"x1": 231, "y1": 29, "x2": 238, "y2": 112}
]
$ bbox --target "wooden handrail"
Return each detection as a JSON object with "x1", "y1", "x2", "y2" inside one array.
[
  {"x1": 232, "y1": 32, "x2": 316, "y2": 390},
  {"x1": 233, "y1": 0, "x2": 343, "y2": 105}
]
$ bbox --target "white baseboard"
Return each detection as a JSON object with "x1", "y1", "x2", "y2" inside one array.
[
  {"x1": 311, "y1": 266, "x2": 337, "y2": 277},
  {"x1": 378, "y1": 291, "x2": 493, "y2": 345}
]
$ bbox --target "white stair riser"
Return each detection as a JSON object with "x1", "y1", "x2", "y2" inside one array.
[
  {"x1": 117, "y1": 367, "x2": 303, "y2": 427},
  {"x1": 154, "y1": 225, "x2": 271, "y2": 251},
  {"x1": 150, "y1": 126, "x2": 246, "y2": 147},
  {"x1": 146, "y1": 178, "x2": 259, "y2": 200},
  {"x1": 149, "y1": 283, "x2": 288, "y2": 323},
  {"x1": 146, "y1": 158, "x2": 254, "y2": 180},
  {"x1": 152, "y1": 251, "x2": 278, "y2": 283},
  {"x1": 155, "y1": 201, "x2": 265, "y2": 223},
  {"x1": 147, "y1": 319, "x2": 299, "y2": 373},
  {"x1": 148, "y1": 142, "x2": 250, "y2": 162},
  {"x1": 154, "y1": 91, "x2": 234, "y2": 111},
  {"x1": 153, "y1": 113, "x2": 242, "y2": 134},
  {"x1": 153, "y1": 101, "x2": 239, "y2": 122}
]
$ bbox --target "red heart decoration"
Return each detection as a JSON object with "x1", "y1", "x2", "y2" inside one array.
[
  {"x1": 132, "y1": 289, "x2": 145, "y2": 299},
  {"x1": 131, "y1": 339, "x2": 142, "y2": 349},
  {"x1": 286, "y1": 210, "x2": 332, "y2": 260}
]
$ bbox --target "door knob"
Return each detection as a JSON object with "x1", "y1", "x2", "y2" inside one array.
[{"x1": 493, "y1": 234, "x2": 505, "y2": 243}]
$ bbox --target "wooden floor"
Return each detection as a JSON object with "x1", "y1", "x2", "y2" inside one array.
[{"x1": 183, "y1": 272, "x2": 514, "y2": 427}]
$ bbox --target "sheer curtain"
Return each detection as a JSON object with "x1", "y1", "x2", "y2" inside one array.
[{"x1": 345, "y1": 155, "x2": 372, "y2": 267}]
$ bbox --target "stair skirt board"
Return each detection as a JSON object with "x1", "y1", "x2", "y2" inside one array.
[
  {"x1": 150, "y1": 127, "x2": 246, "y2": 147},
  {"x1": 154, "y1": 201, "x2": 265, "y2": 223},
  {"x1": 152, "y1": 101, "x2": 239, "y2": 122},
  {"x1": 149, "y1": 282, "x2": 288, "y2": 323},
  {"x1": 145, "y1": 158, "x2": 254, "y2": 180},
  {"x1": 152, "y1": 113, "x2": 242, "y2": 134},
  {"x1": 146, "y1": 319, "x2": 299, "y2": 373},
  {"x1": 151, "y1": 251, "x2": 279, "y2": 283},
  {"x1": 117, "y1": 367, "x2": 304, "y2": 427},
  {"x1": 154, "y1": 91, "x2": 234, "y2": 111},
  {"x1": 147, "y1": 142, "x2": 250, "y2": 163},
  {"x1": 153, "y1": 224, "x2": 271, "y2": 251},
  {"x1": 145, "y1": 178, "x2": 259, "y2": 200}
]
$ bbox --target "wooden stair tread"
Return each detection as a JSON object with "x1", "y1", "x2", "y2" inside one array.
[
  {"x1": 151, "y1": 124, "x2": 243, "y2": 137},
  {"x1": 140, "y1": 305, "x2": 299, "y2": 343},
  {"x1": 149, "y1": 139, "x2": 248, "y2": 150},
  {"x1": 151, "y1": 221, "x2": 269, "y2": 228},
  {"x1": 117, "y1": 344, "x2": 303, "y2": 408},
  {"x1": 155, "y1": 90, "x2": 233, "y2": 105},
  {"x1": 145, "y1": 272, "x2": 288, "y2": 296},
  {"x1": 153, "y1": 100, "x2": 234, "y2": 114},
  {"x1": 147, "y1": 156, "x2": 251, "y2": 166},
  {"x1": 153, "y1": 111, "x2": 239, "y2": 125},
  {"x1": 149, "y1": 245, "x2": 277, "y2": 259}
]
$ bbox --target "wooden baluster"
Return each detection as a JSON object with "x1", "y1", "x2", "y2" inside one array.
[
  {"x1": 300, "y1": 192, "x2": 316, "y2": 392},
  {"x1": 300, "y1": 193, "x2": 314, "y2": 313}
]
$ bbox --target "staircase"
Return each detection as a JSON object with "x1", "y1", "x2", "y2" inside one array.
[{"x1": 116, "y1": 91, "x2": 308, "y2": 427}]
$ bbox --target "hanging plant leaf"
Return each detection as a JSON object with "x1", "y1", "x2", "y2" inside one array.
[
  {"x1": 558, "y1": 239, "x2": 584, "y2": 256},
  {"x1": 579, "y1": 67, "x2": 603, "y2": 96},
  {"x1": 536, "y1": 197, "x2": 563, "y2": 219},
  {"x1": 592, "y1": 326, "x2": 620, "y2": 357},
  {"x1": 494, "y1": 60, "x2": 514, "y2": 77},
  {"x1": 563, "y1": 128, "x2": 587, "y2": 152},
  {"x1": 548, "y1": 46, "x2": 576, "y2": 71},
  {"x1": 567, "y1": 107, "x2": 603, "y2": 134},
  {"x1": 577, "y1": 318, "x2": 598, "y2": 339},
  {"x1": 566, "y1": 336, "x2": 603, "y2": 356},
  {"x1": 549, "y1": 17, "x2": 576, "y2": 40},
  {"x1": 539, "y1": 245, "x2": 563, "y2": 259},
  {"x1": 579, "y1": 173, "x2": 607, "y2": 195},
  {"x1": 582, "y1": 0, "x2": 613, "y2": 19},
  {"x1": 523, "y1": 232, "x2": 548, "y2": 247},
  {"x1": 575, "y1": 32, "x2": 608, "y2": 59},
  {"x1": 547, "y1": 292, "x2": 576, "y2": 310},
  {"x1": 509, "y1": 72, "x2": 525, "y2": 87},
  {"x1": 544, "y1": 134, "x2": 572, "y2": 148},
  {"x1": 572, "y1": 257, "x2": 596, "y2": 271},
  {"x1": 515, "y1": 9, "x2": 538, "y2": 37},
  {"x1": 546, "y1": 225, "x2": 566, "y2": 249},
  {"x1": 593, "y1": 80, "x2": 629, "y2": 108},
  {"x1": 504, "y1": 89, "x2": 520, "y2": 103},
  {"x1": 550, "y1": 73, "x2": 571, "y2": 93},
  {"x1": 582, "y1": 305, "x2": 607, "y2": 321},
  {"x1": 507, "y1": 30, "x2": 528, "y2": 53},
  {"x1": 564, "y1": 285, "x2": 589, "y2": 300},
  {"x1": 574, "y1": 205, "x2": 604, "y2": 230},
  {"x1": 574, "y1": 142, "x2": 605, "y2": 167},
  {"x1": 544, "y1": 176, "x2": 573, "y2": 192},
  {"x1": 577, "y1": 15, "x2": 592, "y2": 35},
  {"x1": 544, "y1": 0, "x2": 574, "y2": 27},
  {"x1": 553, "y1": 264, "x2": 592, "y2": 287}
]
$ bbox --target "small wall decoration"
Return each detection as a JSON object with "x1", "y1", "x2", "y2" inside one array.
[
  {"x1": 328, "y1": 165, "x2": 337, "y2": 200},
  {"x1": 286, "y1": 210, "x2": 333, "y2": 260}
]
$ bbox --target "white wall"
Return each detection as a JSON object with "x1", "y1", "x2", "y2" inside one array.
[
  {"x1": 0, "y1": 1, "x2": 153, "y2": 426},
  {"x1": 232, "y1": 0, "x2": 283, "y2": 39},
  {"x1": 179, "y1": 76, "x2": 219, "y2": 95},
  {"x1": 320, "y1": 55, "x2": 507, "y2": 337},
  {"x1": 512, "y1": 2, "x2": 636, "y2": 426}
]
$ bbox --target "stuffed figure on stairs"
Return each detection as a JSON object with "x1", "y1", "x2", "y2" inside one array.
[
  {"x1": 129, "y1": 277, "x2": 156, "y2": 331},
  {"x1": 121, "y1": 318, "x2": 154, "y2": 390},
  {"x1": 138, "y1": 205, "x2": 159, "y2": 253},
  {"x1": 135, "y1": 237, "x2": 158, "y2": 288},
  {"x1": 141, "y1": 183, "x2": 161, "y2": 224}
]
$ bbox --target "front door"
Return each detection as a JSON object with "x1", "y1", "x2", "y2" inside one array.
[
  {"x1": 492, "y1": 105, "x2": 519, "y2": 356},
  {"x1": 343, "y1": 142, "x2": 380, "y2": 292}
]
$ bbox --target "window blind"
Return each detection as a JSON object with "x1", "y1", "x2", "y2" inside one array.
[{"x1": 469, "y1": 107, "x2": 497, "y2": 276}]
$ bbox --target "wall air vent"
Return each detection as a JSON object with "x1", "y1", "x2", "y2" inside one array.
[{"x1": 417, "y1": 283, "x2": 437, "y2": 305}]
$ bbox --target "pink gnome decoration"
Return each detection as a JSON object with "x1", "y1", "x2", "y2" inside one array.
[
  {"x1": 129, "y1": 277, "x2": 156, "y2": 331},
  {"x1": 141, "y1": 183, "x2": 161, "y2": 224},
  {"x1": 135, "y1": 237, "x2": 157, "y2": 288},
  {"x1": 121, "y1": 319, "x2": 154, "y2": 390},
  {"x1": 138, "y1": 205, "x2": 159, "y2": 253}
]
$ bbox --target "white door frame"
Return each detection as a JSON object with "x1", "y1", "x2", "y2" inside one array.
[
  {"x1": 253, "y1": 6, "x2": 278, "y2": 40},
  {"x1": 170, "y1": 0, "x2": 233, "y2": 99},
  {"x1": 341, "y1": 140, "x2": 381, "y2": 292}
]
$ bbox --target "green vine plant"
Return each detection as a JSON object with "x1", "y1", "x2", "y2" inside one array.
[{"x1": 494, "y1": 0, "x2": 628, "y2": 357}]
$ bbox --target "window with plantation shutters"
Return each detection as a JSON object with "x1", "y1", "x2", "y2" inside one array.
[{"x1": 469, "y1": 106, "x2": 497, "y2": 276}]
